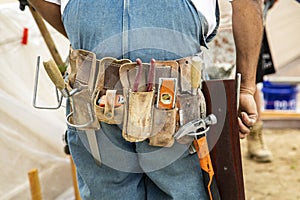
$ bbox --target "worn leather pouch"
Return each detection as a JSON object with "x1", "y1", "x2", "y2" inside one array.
[
  {"x1": 122, "y1": 90, "x2": 155, "y2": 142},
  {"x1": 94, "y1": 89, "x2": 125, "y2": 124},
  {"x1": 119, "y1": 61, "x2": 179, "y2": 145},
  {"x1": 94, "y1": 57, "x2": 131, "y2": 124},
  {"x1": 177, "y1": 93, "x2": 201, "y2": 126},
  {"x1": 148, "y1": 107, "x2": 177, "y2": 147},
  {"x1": 177, "y1": 57, "x2": 192, "y2": 93},
  {"x1": 68, "y1": 49, "x2": 100, "y2": 130}
]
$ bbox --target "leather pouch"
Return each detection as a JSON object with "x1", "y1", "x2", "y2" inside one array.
[
  {"x1": 68, "y1": 49, "x2": 100, "y2": 130},
  {"x1": 119, "y1": 61, "x2": 179, "y2": 145},
  {"x1": 177, "y1": 57, "x2": 192, "y2": 93},
  {"x1": 149, "y1": 107, "x2": 177, "y2": 147},
  {"x1": 122, "y1": 89, "x2": 155, "y2": 142},
  {"x1": 177, "y1": 93, "x2": 201, "y2": 126},
  {"x1": 94, "y1": 57, "x2": 131, "y2": 124}
]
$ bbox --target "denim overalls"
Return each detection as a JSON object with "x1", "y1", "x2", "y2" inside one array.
[{"x1": 63, "y1": 1, "x2": 218, "y2": 199}]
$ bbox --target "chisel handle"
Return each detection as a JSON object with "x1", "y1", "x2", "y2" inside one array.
[
  {"x1": 191, "y1": 56, "x2": 202, "y2": 95},
  {"x1": 43, "y1": 59, "x2": 65, "y2": 91}
]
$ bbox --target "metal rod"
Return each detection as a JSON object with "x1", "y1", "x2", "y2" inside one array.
[
  {"x1": 32, "y1": 56, "x2": 63, "y2": 109},
  {"x1": 236, "y1": 73, "x2": 241, "y2": 111}
]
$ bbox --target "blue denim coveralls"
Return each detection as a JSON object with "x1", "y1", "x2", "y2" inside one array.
[{"x1": 63, "y1": 0, "x2": 219, "y2": 199}]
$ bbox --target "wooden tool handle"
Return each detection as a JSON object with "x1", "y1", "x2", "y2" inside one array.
[
  {"x1": 28, "y1": 168, "x2": 42, "y2": 200},
  {"x1": 28, "y1": 4, "x2": 65, "y2": 73},
  {"x1": 191, "y1": 56, "x2": 202, "y2": 93},
  {"x1": 43, "y1": 60, "x2": 65, "y2": 90}
]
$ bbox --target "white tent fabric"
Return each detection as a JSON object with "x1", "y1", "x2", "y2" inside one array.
[{"x1": 0, "y1": 2, "x2": 73, "y2": 200}]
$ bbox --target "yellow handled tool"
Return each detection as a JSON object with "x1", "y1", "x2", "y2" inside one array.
[
  {"x1": 43, "y1": 60, "x2": 69, "y2": 97},
  {"x1": 191, "y1": 56, "x2": 202, "y2": 95},
  {"x1": 194, "y1": 137, "x2": 221, "y2": 200}
]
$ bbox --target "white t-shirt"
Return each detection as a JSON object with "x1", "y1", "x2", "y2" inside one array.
[
  {"x1": 45, "y1": 0, "x2": 218, "y2": 36},
  {"x1": 218, "y1": 0, "x2": 233, "y2": 30}
]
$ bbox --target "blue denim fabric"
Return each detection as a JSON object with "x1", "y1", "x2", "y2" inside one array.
[{"x1": 63, "y1": 1, "x2": 212, "y2": 199}]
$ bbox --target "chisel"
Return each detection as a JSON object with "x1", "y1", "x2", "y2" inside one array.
[
  {"x1": 191, "y1": 56, "x2": 202, "y2": 95},
  {"x1": 43, "y1": 59, "x2": 69, "y2": 97}
]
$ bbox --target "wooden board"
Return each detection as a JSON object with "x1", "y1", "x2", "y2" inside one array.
[
  {"x1": 202, "y1": 80, "x2": 245, "y2": 200},
  {"x1": 262, "y1": 110, "x2": 300, "y2": 119},
  {"x1": 262, "y1": 110, "x2": 300, "y2": 128}
]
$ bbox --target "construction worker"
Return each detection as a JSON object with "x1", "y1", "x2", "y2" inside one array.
[
  {"x1": 206, "y1": 0, "x2": 277, "y2": 163},
  {"x1": 247, "y1": 0, "x2": 278, "y2": 163},
  {"x1": 28, "y1": 0, "x2": 262, "y2": 199}
]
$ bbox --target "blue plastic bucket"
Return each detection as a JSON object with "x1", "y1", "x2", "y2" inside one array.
[{"x1": 262, "y1": 81, "x2": 298, "y2": 110}]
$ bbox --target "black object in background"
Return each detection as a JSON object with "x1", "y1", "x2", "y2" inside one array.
[{"x1": 256, "y1": 28, "x2": 276, "y2": 83}]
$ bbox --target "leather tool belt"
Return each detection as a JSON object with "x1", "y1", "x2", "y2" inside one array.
[{"x1": 67, "y1": 49, "x2": 206, "y2": 147}]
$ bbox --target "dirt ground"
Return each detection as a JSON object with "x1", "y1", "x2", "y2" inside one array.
[{"x1": 241, "y1": 128, "x2": 300, "y2": 200}]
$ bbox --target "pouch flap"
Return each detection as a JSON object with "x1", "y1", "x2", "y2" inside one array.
[
  {"x1": 71, "y1": 49, "x2": 98, "y2": 92},
  {"x1": 120, "y1": 60, "x2": 178, "y2": 92},
  {"x1": 72, "y1": 82, "x2": 100, "y2": 130},
  {"x1": 122, "y1": 90, "x2": 154, "y2": 142},
  {"x1": 155, "y1": 60, "x2": 179, "y2": 79},
  {"x1": 154, "y1": 60, "x2": 179, "y2": 93},
  {"x1": 177, "y1": 57, "x2": 192, "y2": 93},
  {"x1": 119, "y1": 62, "x2": 149, "y2": 91},
  {"x1": 149, "y1": 108, "x2": 177, "y2": 147},
  {"x1": 177, "y1": 93, "x2": 200, "y2": 125},
  {"x1": 96, "y1": 57, "x2": 131, "y2": 92}
]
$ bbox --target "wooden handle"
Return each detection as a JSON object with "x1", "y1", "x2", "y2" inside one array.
[
  {"x1": 28, "y1": 168, "x2": 42, "y2": 200},
  {"x1": 191, "y1": 56, "x2": 202, "y2": 92},
  {"x1": 70, "y1": 156, "x2": 82, "y2": 200},
  {"x1": 28, "y1": 4, "x2": 65, "y2": 73},
  {"x1": 43, "y1": 60, "x2": 65, "y2": 90}
]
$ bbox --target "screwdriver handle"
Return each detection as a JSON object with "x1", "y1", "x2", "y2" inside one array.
[
  {"x1": 191, "y1": 56, "x2": 202, "y2": 95},
  {"x1": 43, "y1": 59, "x2": 65, "y2": 91}
]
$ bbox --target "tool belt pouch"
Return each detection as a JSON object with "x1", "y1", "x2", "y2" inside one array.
[
  {"x1": 177, "y1": 93, "x2": 201, "y2": 125},
  {"x1": 148, "y1": 107, "x2": 177, "y2": 147},
  {"x1": 120, "y1": 61, "x2": 179, "y2": 145},
  {"x1": 68, "y1": 49, "x2": 99, "y2": 130},
  {"x1": 72, "y1": 84, "x2": 99, "y2": 129},
  {"x1": 122, "y1": 89, "x2": 154, "y2": 142},
  {"x1": 94, "y1": 90, "x2": 124, "y2": 124},
  {"x1": 94, "y1": 57, "x2": 131, "y2": 124},
  {"x1": 147, "y1": 60, "x2": 179, "y2": 147}
]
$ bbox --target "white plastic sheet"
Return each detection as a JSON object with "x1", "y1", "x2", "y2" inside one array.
[{"x1": 0, "y1": 2, "x2": 73, "y2": 200}]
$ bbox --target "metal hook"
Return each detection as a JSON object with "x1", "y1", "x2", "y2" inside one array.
[
  {"x1": 65, "y1": 102, "x2": 96, "y2": 129},
  {"x1": 33, "y1": 56, "x2": 64, "y2": 109}
]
